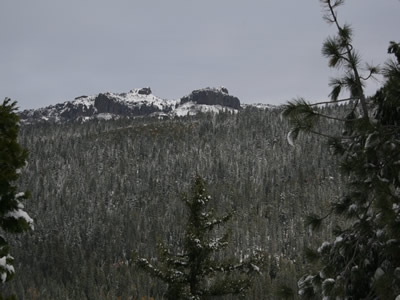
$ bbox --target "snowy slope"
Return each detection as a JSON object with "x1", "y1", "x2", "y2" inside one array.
[
  {"x1": 172, "y1": 101, "x2": 238, "y2": 117},
  {"x1": 19, "y1": 88, "x2": 178, "y2": 123},
  {"x1": 19, "y1": 86, "x2": 273, "y2": 124}
]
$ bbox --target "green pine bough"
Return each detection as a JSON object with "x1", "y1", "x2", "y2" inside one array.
[
  {"x1": 283, "y1": 0, "x2": 400, "y2": 299},
  {"x1": 0, "y1": 99, "x2": 33, "y2": 299}
]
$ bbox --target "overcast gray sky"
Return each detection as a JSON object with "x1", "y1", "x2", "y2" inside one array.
[{"x1": 1, "y1": 0, "x2": 399, "y2": 110}]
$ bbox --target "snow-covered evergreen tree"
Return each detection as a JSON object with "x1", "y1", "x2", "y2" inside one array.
[
  {"x1": 136, "y1": 176, "x2": 263, "y2": 299},
  {"x1": 0, "y1": 99, "x2": 33, "y2": 299},
  {"x1": 283, "y1": 1, "x2": 400, "y2": 298}
]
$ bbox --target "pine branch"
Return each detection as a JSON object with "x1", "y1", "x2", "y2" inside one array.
[
  {"x1": 205, "y1": 251, "x2": 264, "y2": 276},
  {"x1": 136, "y1": 258, "x2": 168, "y2": 281},
  {"x1": 309, "y1": 130, "x2": 359, "y2": 140},
  {"x1": 332, "y1": 196, "x2": 352, "y2": 215},
  {"x1": 306, "y1": 211, "x2": 332, "y2": 231},
  {"x1": 360, "y1": 63, "x2": 380, "y2": 81},
  {"x1": 304, "y1": 247, "x2": 321, "y2": 263},
  {"x1": 283, "y1": 97, "x2": 362, "y2": 145},
  {"x1": 204, "y1": 234, "x2": 229, "y2": 251},
  {"x1": 322, "y1": 0, "x2": 370, "y2": 119},
  {"x1": 283, "y1": 97, "x2": 358, "y2": 128},
  {"x1": 203, "y1": 212, "x2": 232, "y2": 230},
  {"x1": 308, "y1": 96, "x2": 358, "y2": 106}
]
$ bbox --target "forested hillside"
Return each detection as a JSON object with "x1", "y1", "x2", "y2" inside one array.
[{"x1": 6, "y1": 105, "x2": 346, "y2": 299}]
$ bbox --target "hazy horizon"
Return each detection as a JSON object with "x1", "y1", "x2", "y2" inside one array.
[{"x1": 1, "y1": 0, "x2": 399, "y2": 110}]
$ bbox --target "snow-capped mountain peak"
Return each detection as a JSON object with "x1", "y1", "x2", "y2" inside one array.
[{"x1": 19, "y1": 87, "x2": 242, "y2": 124}]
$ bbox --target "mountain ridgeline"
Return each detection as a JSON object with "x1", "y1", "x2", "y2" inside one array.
[
  {"x1": 19, "y1": 87, "x2": 242, "y2": 123},
  {"x1": 7, "y1": 90, "x2": 348, "y2": 299}
]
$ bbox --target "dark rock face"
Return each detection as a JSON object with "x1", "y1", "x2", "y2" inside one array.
[
  {"x1": 94, "y1": 93, "x2": 125, "y2": 114},
  {"x1": 74, "y1": 95, "x2": 88, "y2": 100},
  {"x1": 180, "y1": 88, "x2": 241, "y2": 110},
  {"x1": 18, "y1": 100, "x2": 96, "y2": 122},
  {"x1": 94, "y1": 93, "x2": 160, "y2": 116},
  {"x1": 220, "y1": 87, "x2": 229, "y2": 94},
  {"x1": 59, "y1": 102, "x2": 96, "y2": 119},
  {"x1": 138, "y1": 87, "x2": 152, "y2": 95}
]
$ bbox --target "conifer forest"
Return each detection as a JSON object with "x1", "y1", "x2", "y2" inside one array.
[
  {"x1": 3, "y1": 105, "x2": 345, "y2": 299},
  {"x1": 1, "y1": 1, "x2": 399, "y2": 299}
]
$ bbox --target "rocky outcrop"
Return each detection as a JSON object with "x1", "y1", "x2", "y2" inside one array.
[
  {"x1": 74, "y1": 95, "x2": 88, "y2": 100},
  {"x1": 137, "y1": 87, "x2": 152, "y2": 95},
  {"x1": 180, "y1": 87, "x2": 241, "y2": 110},
  {"x1": 61, "y1": 101, "x2": 96, "y2": 119},
  {"x1": 19, "y1": 100, "x2": 96, "y2": 122},
  {"x1": 129, "y1": 87, "x2": 152, "y2": 95},
  {"x1": 19, "y1": 86, "x2": 242, "y2": 124},
  {"x1": 93, "y1": 93, "x2": 160, "y2": 116}
]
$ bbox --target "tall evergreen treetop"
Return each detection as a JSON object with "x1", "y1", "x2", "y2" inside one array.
[
  {"x1": 0, "y1": 98, "x2": 33, "y2": 289},
  {"x1": 283, "y1": 0, "x2": 400, "y2": 298},
  {"x1": 136, "y1": 176, "x2": 263, "y2": 300}
]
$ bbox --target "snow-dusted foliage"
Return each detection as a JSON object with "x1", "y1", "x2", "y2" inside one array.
[
  {"x1": 136, "y1": 176, "x2": 264, "y2": 299},
  {"x1": 289, "y1": 40, "x2": 400, "y2": 300},
  {"x1": 0, "y1": 99, "x2": 33, "y2": 297},
  {"x1": 304, "y1": 46, "x2": 399, "y2": 299},
  {"x1": 3, "y1": 192, "x2": 34, "y2": 231},
  {"x1": 283, "y1": 1, "x2": 400, "y2": 298},
  {"x1": 0, "y1": 254, "x2": 15, "y2": 283}
]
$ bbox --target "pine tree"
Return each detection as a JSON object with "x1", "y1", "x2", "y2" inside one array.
[
  {"x1": 135, "y1": 176, "x2": 263, "y2": 300},
  {"x1": 283, "y1": 1, "x2": 400, "y2": 298},
  {"x1": 0, "y1": 98, "x2": 34, "y2": 299}
]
